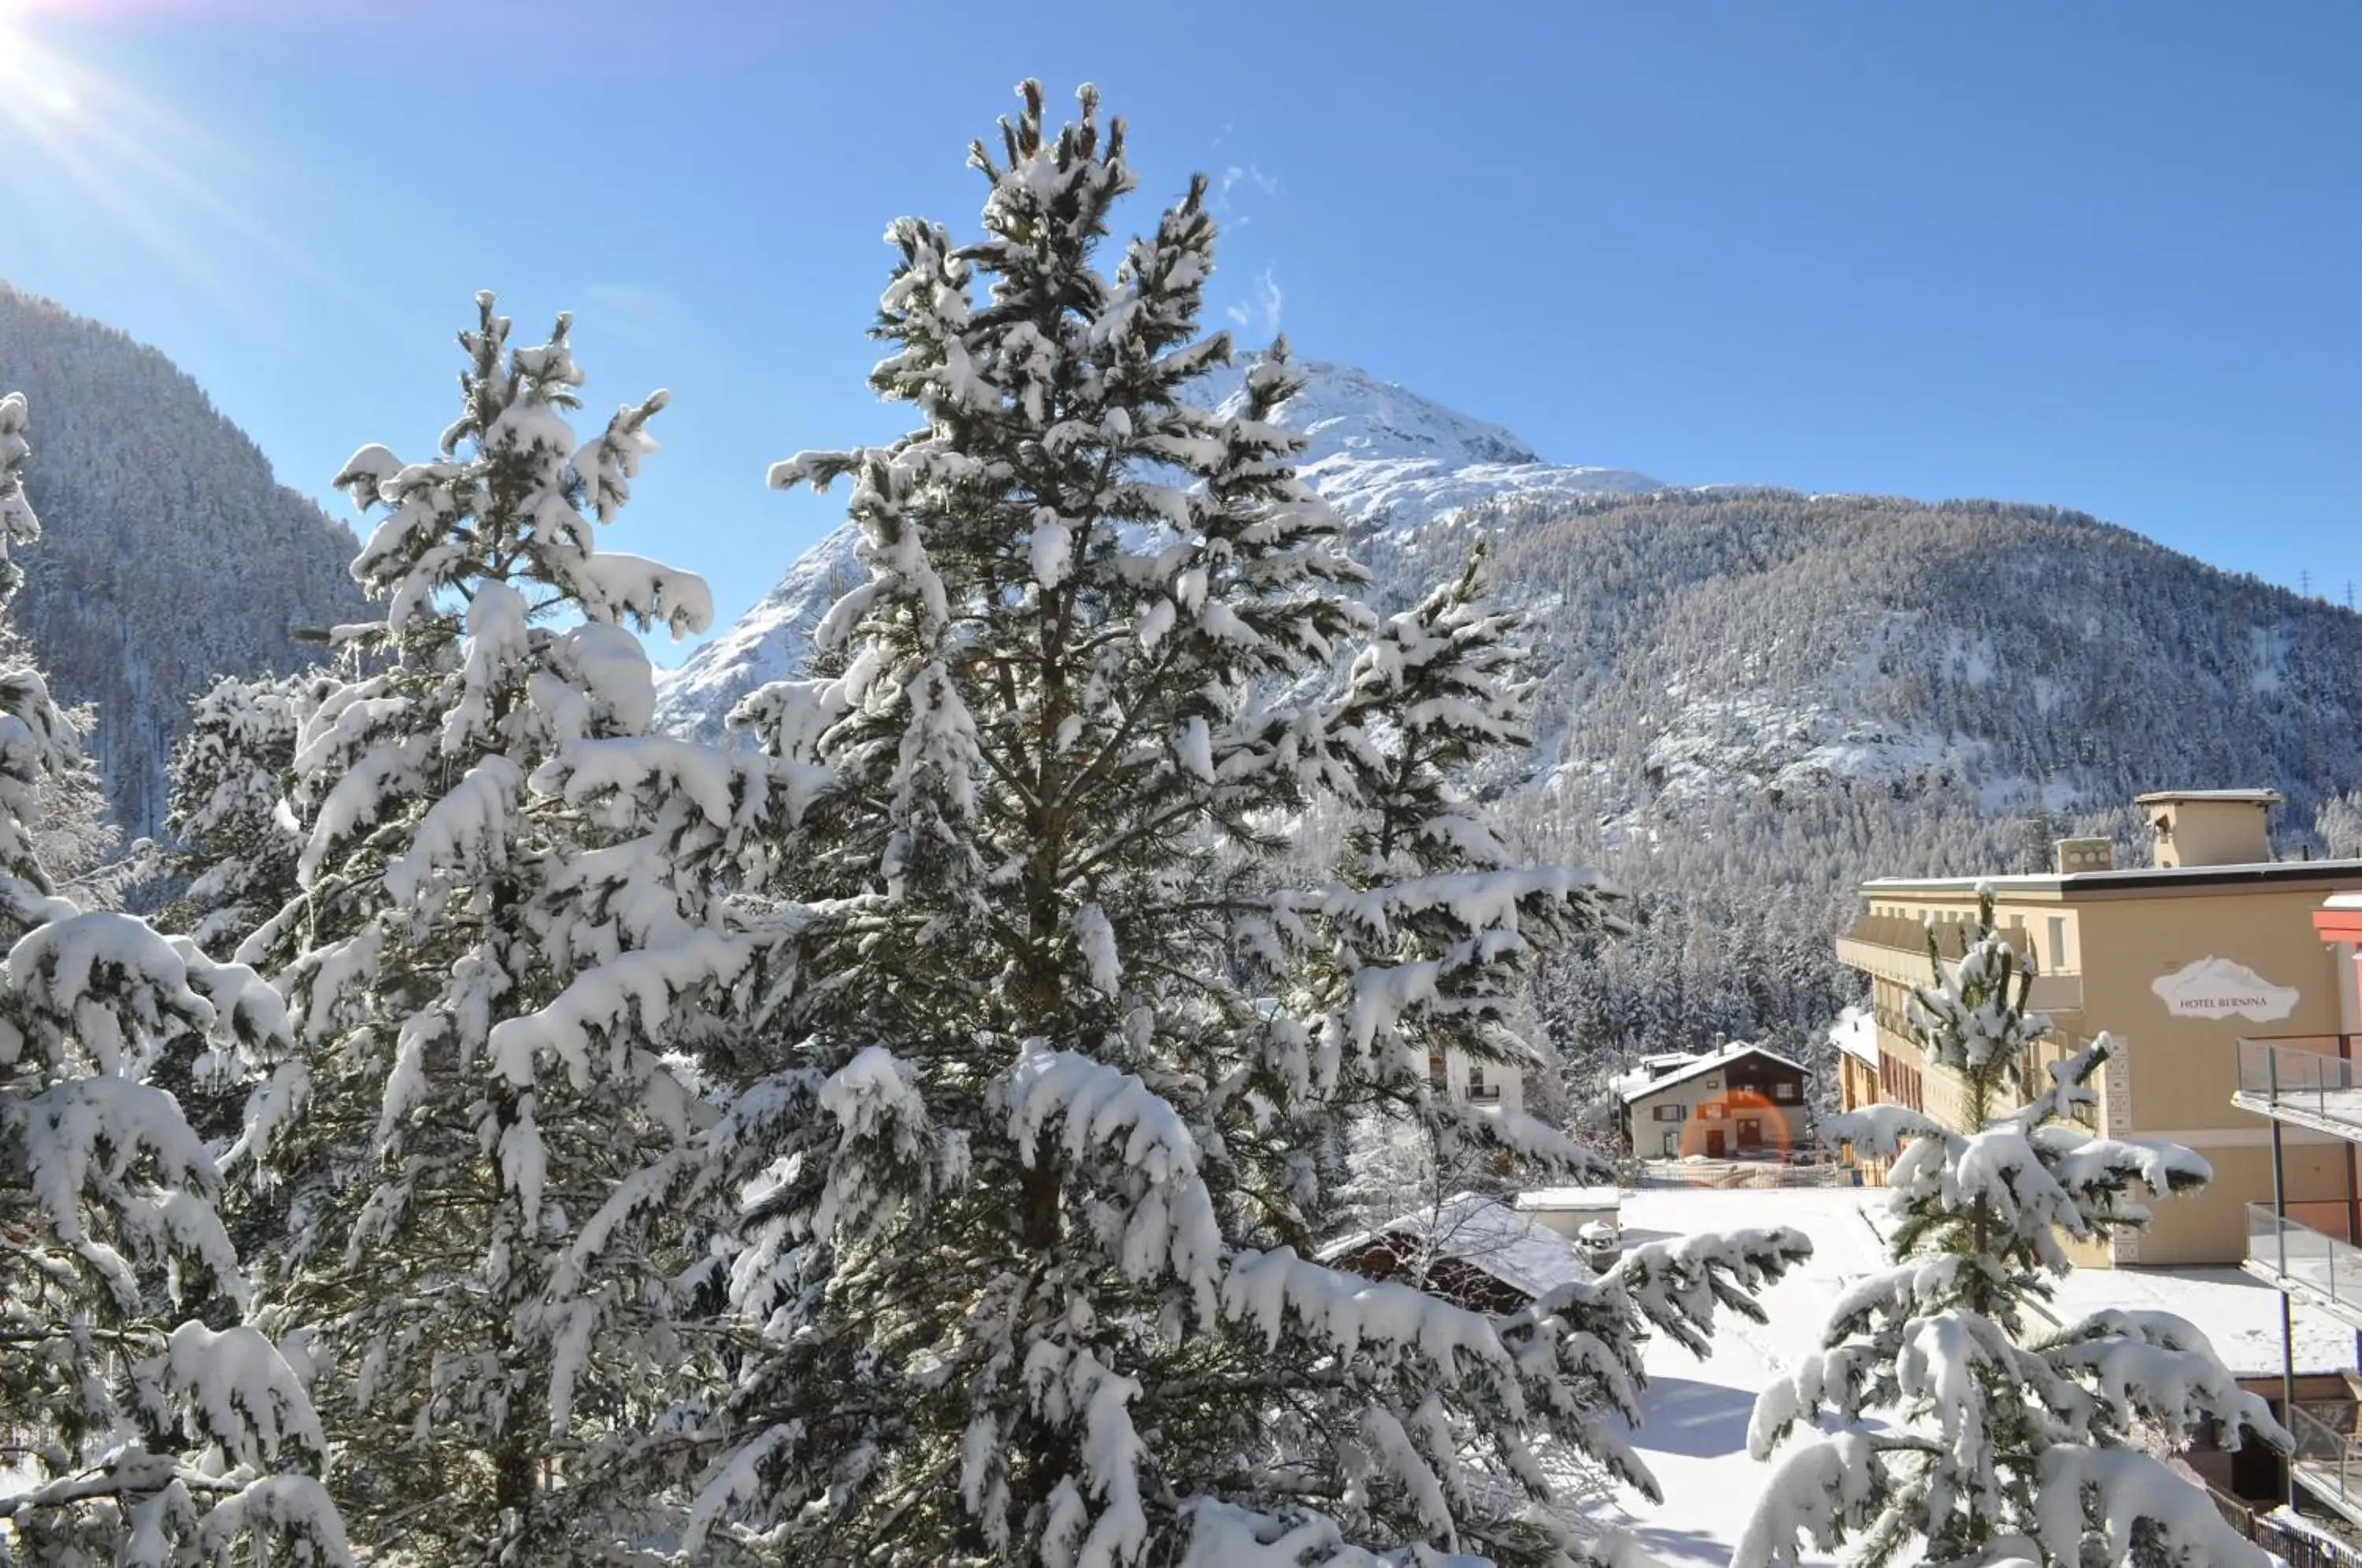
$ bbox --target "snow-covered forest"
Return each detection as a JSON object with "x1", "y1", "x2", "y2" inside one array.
[
  {"x1": 0, "y1": 76, "x2": 2324, "y2": 1568},
  {"x1": 0, "y1": 284, "x2": 368, "y2": 841}
]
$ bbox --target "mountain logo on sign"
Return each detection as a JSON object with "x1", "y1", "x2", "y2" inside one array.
[{"x1": 2149, "y1": 956, "x2": 2299, "y2": 1023}]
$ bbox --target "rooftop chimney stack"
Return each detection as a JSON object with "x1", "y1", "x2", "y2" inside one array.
[
  {"x1": 2054, "y1": 837, "x2": 2114, "y2": 874},
  {"x1": 2136, "y1": 790, "x2": 2280, "y2": 869}
]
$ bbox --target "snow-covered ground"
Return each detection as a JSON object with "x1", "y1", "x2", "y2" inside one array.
[
  {"x1": 1594, "y1": 1183, "x2": 2356, "y2": 1567},
  {"x1": 1599, "y1": 1185, "x2": 1889, "y2": 1566},
  {"x1": 2041, "y1": 1262, "x2": 2356, "y2": 1379}
]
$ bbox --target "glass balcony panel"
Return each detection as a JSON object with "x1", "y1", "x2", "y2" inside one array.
[
  {"x1": 2248, "y1": 1203, "x2": 2362, "y2": 1326},
  {"x1": 2291, "y1": 1401, "x2": 2362, "y2": 1513},
  {"x1": 2237, "y1": 1037, "x2": 2362, "y2": 1135}
]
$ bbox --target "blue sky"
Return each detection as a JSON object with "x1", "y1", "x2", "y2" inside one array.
[{"x1": 2, "y1": 1, "x2": 2356, "y2": 659}]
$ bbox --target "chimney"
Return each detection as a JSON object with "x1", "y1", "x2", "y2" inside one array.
[
  {"x1": 2053, "y1": 837, "x2": 2114, "y2": 874},
  {"x1": 2136, "y1": 790, "x2": 2280, "y2": 869}
]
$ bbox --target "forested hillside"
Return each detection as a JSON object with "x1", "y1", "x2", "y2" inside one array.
[
  {"x1": 0, "y1": 284, "x2": 366, "y2": 838},
  {"x1": 1383, "y1": 486, "x2": 2362, "y2": 1088}
]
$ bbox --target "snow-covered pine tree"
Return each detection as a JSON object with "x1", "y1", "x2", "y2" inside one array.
[
  {"x1": 158, "y1": 669, "x2": 335, "y2": 951},
  {"x1": 0, "y1": 391, "x2": 348, "y2": 1565},
  {"x1": 1736, "y1": 889, "x2": 2286, "y2": 1568},
  {"x1": 685, "y1": 82, "x2": 1811, "y2": 1568},
  {"x1": 142, "y1": 670, "x2": 344, "y2": 1173},
  {"x1": 0, "y1": 413, "x2": 123, "y2": 902},
  {"x1": 0, "y1": 613, "x2": 123, "y2": 904},
  {"x1": 239, "y1": 298, "x2": 771, "y2": 1564}
]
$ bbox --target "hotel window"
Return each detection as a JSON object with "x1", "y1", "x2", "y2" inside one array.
[
  {"x1": 1653, "y1": 1104, "x2": 1686, "y2": 1123},
  {"x1": 2047, "y1": 917, "x2": 2068, "y2": 972},
  {"x1": 1701, "y1": 1101, "x2": 1727, "y2": 1120},
  {"x1": 1774, "y1": 1082, "x2": 1798, "y2": 1102}
]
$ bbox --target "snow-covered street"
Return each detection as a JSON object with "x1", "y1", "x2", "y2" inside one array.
[{"x1": 1593, "y1": 1185, "x2": 1893, "y2": 1566}]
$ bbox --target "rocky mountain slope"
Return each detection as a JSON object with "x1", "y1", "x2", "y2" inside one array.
[
  {"x1": 661, "y1": 357, "x2": 2362, "y2": 1087},
  {"x1": 0, "y1": 284, "x2": 367, "y2": 839}
]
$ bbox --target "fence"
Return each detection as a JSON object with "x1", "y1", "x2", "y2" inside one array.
[
  {"x1": 2212, "y1": 1484, "x2": 2362, "y2": 1568},
  {"x1": 1635, "y1": 1158, "x2": 1853, "y2": 1191}
]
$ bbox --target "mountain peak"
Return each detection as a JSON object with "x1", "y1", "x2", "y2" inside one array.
[
  {"x1": 1200, "y1": 354, "x2": 1664, "y2": 531},
  {"x1": 1206, "y1": 357, "x2": 1546, "y2": 468}
]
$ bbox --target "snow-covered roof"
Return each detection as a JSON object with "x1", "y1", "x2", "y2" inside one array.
[
  {"x1": 1514, "y1": 1185, "x2": 1621, "y2": 1213},
  {"x1": 1862, "y1": 858, "x2": 2362, "y2": 894},
  {"x1": 1616, "y1": 1041, "x2": 1809, "y2": 1104},
  {"x1": 2134, "y1": 789, "x2": 2283, "y2": 805},
  {"x1": 2037, "y1": 1263, "x2": 2355, "y2": 1378},
  {"x1": 1871, "y1": 850, "x2": 2362, "y2": 888},
  {"x1": 1827, "y1": 1005, "x2": 1879, "y2": 1067},
  {"x1": 1321, "y1": 1192, "x2": 1594, "y2": 1300}
]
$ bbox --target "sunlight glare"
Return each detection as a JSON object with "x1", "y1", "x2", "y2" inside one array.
[{"x1": 0, "y1": 6, "x2": 395, "y2": 341}]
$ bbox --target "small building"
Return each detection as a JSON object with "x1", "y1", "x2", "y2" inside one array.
[
  {"x1": 1837, "y1": 788, "x2": 2362, "y2": 1267},
  {"x1": 1830, "y1": 1005, "x2": 1879, "y2": 1114},
  {"x1": 1616, "y1": 1041, "x2": 1810, "y2": 1160},
  {"x1": 1320, "y1": 1192, "x2": 1594, "y2": 1314},
  {"x1": 1513, "y1": 1185, "x2": 1622, "y2": 1241},
  {"x1": 1425, "y1": 1047, "x2": 1525, "y2": 1115}
]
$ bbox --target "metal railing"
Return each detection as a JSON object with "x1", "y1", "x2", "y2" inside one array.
[
  {"x1": 2292, "y1": 1403, "x2": 2362, "y2": 1518},
  {"x1": 2249, "y1": 1204, "x2": 2362, "y2": 1321},
  {"x1": 2237, "y1": 1037, "x2": 2362, "y2": 1135},
  {"x1": 2213, "y1": 1481, "x2": 2362, "y2": 1568}
]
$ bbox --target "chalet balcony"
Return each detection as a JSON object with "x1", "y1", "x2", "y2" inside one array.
[
  {"x1": 2234, "y1": 1037, "x2": 2362, "y2": 1141},
  {"x1": 2246, "y1": 1204, "x2": 2362, "y2": 1332},
  {"x1": 1834, "y1": 914, "x2": 2081, "y2": 1011}
]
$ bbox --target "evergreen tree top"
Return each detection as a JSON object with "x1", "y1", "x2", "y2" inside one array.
[{"x1": 335, "y1": 293, "x2": 707, "y2": 642}]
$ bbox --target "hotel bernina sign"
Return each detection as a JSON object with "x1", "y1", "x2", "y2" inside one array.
[{"x1": 2149, "y1": 956, "x2": 2299, "y2": 1023}]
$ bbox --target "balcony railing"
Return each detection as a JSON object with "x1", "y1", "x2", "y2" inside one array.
[
  {"x1": 2292, "y1": 1402, "x2": 2362, "y2": 1523},
  {"x1": 1842, "y1": 914, "x2": 2036, "y2": 963},
  {"x1": 2247, "y1": 1204, "x2": 2362, "y2": 1328},
  {"x1": 1836, "y1": 915, "x2": 2081, "y2": 1011},
  {"x1": 2235, "y1": 1037, "x2": 2362, "y2": 1137}
]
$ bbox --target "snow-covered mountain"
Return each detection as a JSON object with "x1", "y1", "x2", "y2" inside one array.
[
  {"x1": 0, "y1": 285, "x2": 367, "y2": 838},
  {"x1": 653, "y1": 358, "x2": 1659, "y2": 737},
  {"x1": 1203, "y1": 357, "x2": 1661, "y2": 531}
]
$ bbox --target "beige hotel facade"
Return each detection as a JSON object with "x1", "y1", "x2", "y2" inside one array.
[{"x1": 1835, "y1": 790, "x2": 2362, "y2": 1267}]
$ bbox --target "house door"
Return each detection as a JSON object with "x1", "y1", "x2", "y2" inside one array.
[
  {"x1": 1661, "y1": 1131, "x2": 1679, "y2": 1157},
  {"x1": 1705, "y1": 1129, "x2": 1726, "y2": 1159},
  {"x1": 1738, "y1": 1118, "x2": 1763, "y2": 1151}
]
